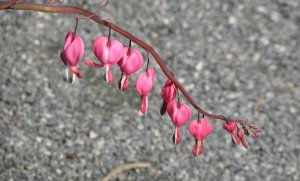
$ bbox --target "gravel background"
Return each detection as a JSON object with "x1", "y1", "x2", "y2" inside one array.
[{"x1": 0, "y1": 0, "x2": 299, "y2": 180}]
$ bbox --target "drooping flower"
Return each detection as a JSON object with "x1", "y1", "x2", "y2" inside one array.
[
  {"x1": 167, "y1": 100, "x2": 191, "y2": 144},
  {"x1": 60, "y1": 31, "x2": 84, "y2": 83},
  {"x1": 222, "y1": 121, "x2": 240, "y2": 145},
  {"x1": 118, "y1": 47, "x2": 144, "y2": 90},
  {"x1": 136, "y1": 68, "x2": 155, "y2": 115},
  {"x1": 84, "y1": 36, "x2": 124, "y2": 84},
  {"x1": 160, "y1": 80, "x2": 177, "y2": 115},
  {"x1": 189, "y1": 118, "x2": 213, "y2": 157}
]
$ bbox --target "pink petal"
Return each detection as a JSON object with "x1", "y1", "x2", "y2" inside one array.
[
  {"x1": 63, "y1": 32, "x2": 74, "y2": 50},
  {"x1": 175, "y1": 103, "x2": 191, "y2": 127},
  {"x1": 231, "y1": 132, "x2": 240, "y2": 146},
  {"x1": 189, "y1": 118, "x2": 213, "y2": 140},
  {"x1": 84, "y1": 59, "x2": 104, "y2": 68},
  {"x1": 136, "y1": 68, "x2": 155, "y2": 96},
  {"x1": 70, "y1": 66, "x2": 83, "y2": 78},
  {"x1": 167, "y1": 101, "x2": 191, "y2": 127},
  {"x1": 147, "y1": 68, "x2": 155, "y2": 83},
  {"x1": 140, "y1": 95, "x2": 148, "y2": 115},
  {"x1": 192, "y1": 140, "x2": 204, "y2": 157},
  {"x1": 166, "y1": 100, "x2": 178, "y2": 121},
  {"x1": 60, "y1": 52, "x2": 67, "y2": 65},
  {"x1": 237, "y1": 129, "x2": 248, "y2": 149},
  {"x1": 118, "y1": 47, "x2": 144, "y2": 75},
  {"x1": 64, "y1": 35, "x2": 84, "y2": 66},
  {"x1": 93, "y1": 37, "x2": 124, "y2": 65},
  {"x1": 161, "y1": 80, "x2": 177, "y2": 103},
  {"x1": 103, "y1": 65, "x2": 113, "y2": 84},
  {"x1": 60, "y1": 32, "x2": 75, "y2": 66},
  {"x1": 222, "y1": 121, "x2": 237, "y2": 134}
]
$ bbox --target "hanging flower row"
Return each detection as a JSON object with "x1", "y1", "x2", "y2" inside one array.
[{"x1": 59, "y1": 20, "x2": 256, "y2": 157}]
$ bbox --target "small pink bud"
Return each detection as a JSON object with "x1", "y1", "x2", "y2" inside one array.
[
  {"x1": 136, "y1": 68, "x2": 155, "y2": 114},
  {"x1": 231, "y1": 133, "x2": 240, "y2": 146},
  {"x1": 237, "y1": 128, "x2": 249, "y2": 149},
  {"x1": 242, "y1": 125, "x2": 250, "y2": 136},
  {"x1": 223, "y1": 121, "x2": 241, "y2": 146},
  {"x1": 160, "y1": 80, "x2": 177, "y2": 115},
  {"x1": 167, "y1": 100, "x2": 191, "y2": 127},
  {"x1": 251, "y1": 130, "x2": 259, "y2": 138}
]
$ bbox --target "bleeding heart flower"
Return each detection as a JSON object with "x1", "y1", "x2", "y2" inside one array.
[
  {"x1": 167, "y1": 100, "x2": 191, "y2": 127},
  {"x1": 160, "y1": 80, "x2": 177, "y2": 115},
  {"x1": 84, "y1": 36, "x2": 124, "y2": 84},
  {"x1": 189, "y1": 118, "x2": 213, "y2": 140},
  {"x1": 222, "y1": 121, "x2": 240, "y2": 146},
  {"x1": 118, "y1": 47, "x2": 144, "y2": 90},
  {"x1": 167, "y1": 100, "x2": 191, "y2": 144},
  {"x1": 60, "y1": 31, "x2": 84, "y2": 83},
  {"x1": 136, "y1": 68, "x2": 155, "y2": 115},
  {"x1": 189, "y1": 118, "x2": 213, "y2": 156}
]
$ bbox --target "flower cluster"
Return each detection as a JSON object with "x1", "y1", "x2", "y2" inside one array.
[
  {"x1": 161, "y1": 79, "x2": 213, "y2": 156},
  {"x1": 60, "y1": 28, "x2": 155, "y2": 115},
  {"x1": 59, "y1": 24, "x2": 259, "y2": 157},
  {"x1": 222, "y1": 121, "x2": 259, "y2": 149}
]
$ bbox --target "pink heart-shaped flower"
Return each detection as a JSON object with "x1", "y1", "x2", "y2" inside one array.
[
  {"x1": 189, "y1": 118, "x2": 213, "y2": 140},
  {"x1": 136, "y1": 68, "x2": 155, "y2": 114},
  {"x1": 118, "y1": 47, "x2": 144, "y2": 90},
  {"x1": 60, "y1": 31, "x2": 84, "y2": 79},
  {"x1": 118, "y1": 47, "x2": 143, "y2": 75},
  {"x1": 160, "y1": 80, "x2": 177, "y2": 115},
  {"x1": 136, "y1": 68, "x2": 155, "y2": 96},
  {"x1": 85, "y1": 36, "x2": 124, "y2": 84},
  {"x1": 92, "y1": 36, "x2": 124, "y2": 65},
  {"x1": 167, "y1": 100, "x2": 191, "y2": 127}
]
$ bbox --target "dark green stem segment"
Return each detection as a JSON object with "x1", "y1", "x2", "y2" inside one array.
[{"x1": 0, "y1": 0, "x2": 261, "y2": 132}]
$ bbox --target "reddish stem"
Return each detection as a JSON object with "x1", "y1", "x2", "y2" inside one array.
[{"x1": 0, "y1": 0, "x2": 261, "y2": 133}]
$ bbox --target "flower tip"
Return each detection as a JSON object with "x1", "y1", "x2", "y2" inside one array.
[
  {"x1": 172, "y1": 127, "x2": 181, "y2": 145},
  {"x1": 138, "y1": 111, "x2": 145, "y2": 116},
  {"x1": 70, "y1": 66, "x2": 83, "y2": 78},
  {"x1": 118, "y1": 74, "x2": 128, "y2": 91},
  {"x1": 192, "y1": 140, "x2": 204, "y2": 157},
  {"x1": 160, "y1": 101, "x2": 168, "y2": 115},
  {"x1": 139, "y1": 96, "x2": 148, "y2": 115},
  {"x1": 103, "y1": 65, "x2": 113, "y2": 84}
]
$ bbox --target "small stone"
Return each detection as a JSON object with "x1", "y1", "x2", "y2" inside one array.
[
  {"x1": 89, "y1": 131, "x2": 98, "y2": 139},
  {"x1": 228, "y1": 16, "x2": 237, "y2": 25},
  {"x1": 56, "y1": 169, "x2": 62, "y2": 175},
  {"x1": 195, "y1": 62, "x2": 203, "y2": 71},
  {"x1": 260, "y1": 36, "x2": 269, "y2": 45},
  {"x1": 36, "y1": 137, "x2": 43, "y2": 143}
]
